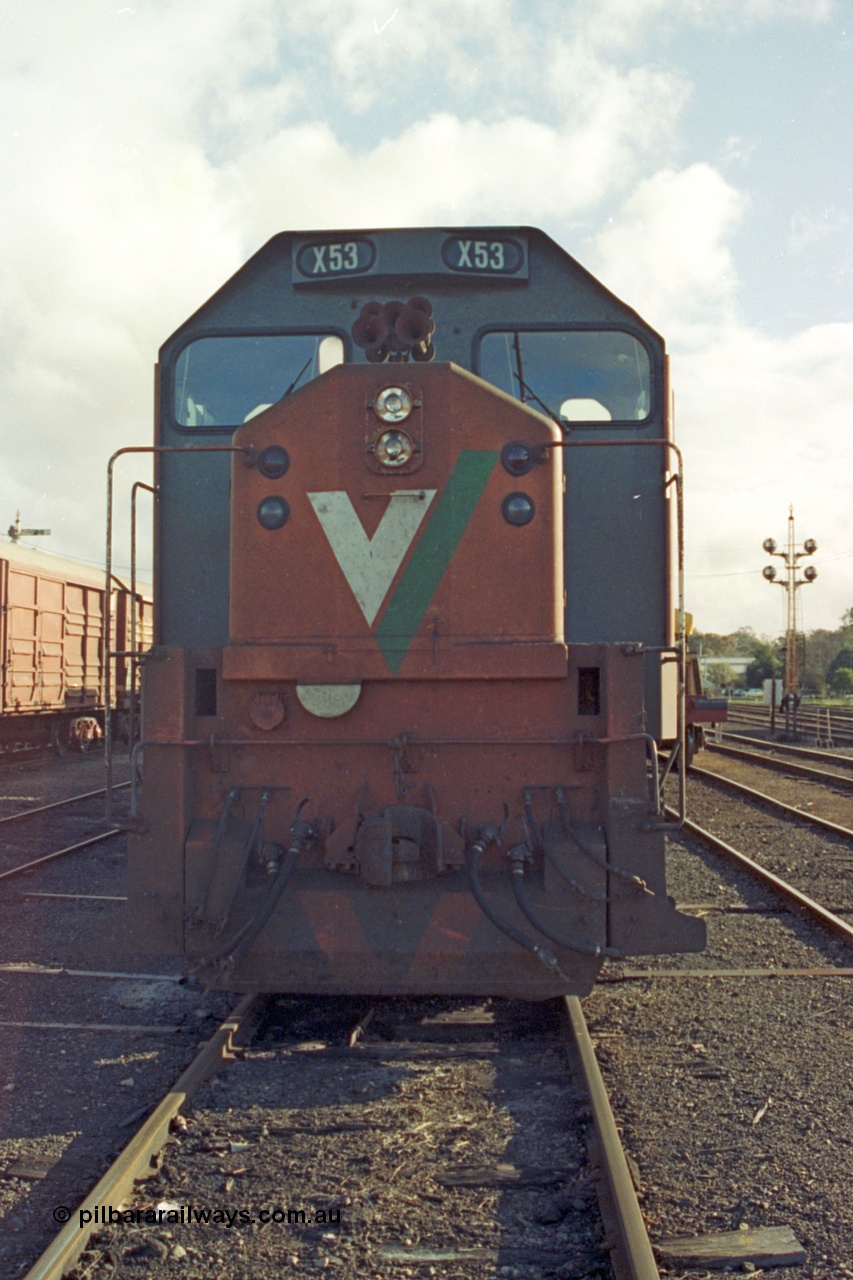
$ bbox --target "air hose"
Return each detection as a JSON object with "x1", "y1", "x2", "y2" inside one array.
[
  {"x1": 465, "y1": 825, "x2": 572, "y2": 982},
  {"x1": 508, "y1": 847, "x2": 622, "y2": 959}
]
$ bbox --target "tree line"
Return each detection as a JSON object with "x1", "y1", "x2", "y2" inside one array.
[{"x1": 690, "y1": 608, "x2": 853, "y2": 697}]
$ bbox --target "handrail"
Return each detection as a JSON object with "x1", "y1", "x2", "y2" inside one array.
[
  {"x1": 129, "y1": 481, "x2": 157, "y2": 753},
  {"x1": 104, "y1": 444, "x2": 250, "y2": 821}
]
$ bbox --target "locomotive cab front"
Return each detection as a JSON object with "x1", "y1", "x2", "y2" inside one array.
[{"x1": 124, "y1": 227, "x2": 705, "y2": 998}]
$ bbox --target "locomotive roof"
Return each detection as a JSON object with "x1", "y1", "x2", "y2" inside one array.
[{"x1": 162, "y1": 225, "x2": 662, "y2": 355}]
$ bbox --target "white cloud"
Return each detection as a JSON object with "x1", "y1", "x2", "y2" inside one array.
[
  {"x1": 589, "y1": 164, "x2": 745, "y2": 337},
  {"x1": 788, "y1": 203, "x2": 851, "y2": 253},
  {"x1": 222, "y1": 90, "x2": 685, "y2": 243},
  {"x1": 559, "y1": 0, "x2": 834, "y2": 49},
  {"x1": 584, "y1": 162, "x2": 853, "y2": 634}
]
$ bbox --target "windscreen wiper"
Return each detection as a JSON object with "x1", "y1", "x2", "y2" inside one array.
[
  {"x1": 512, "y1": 370, "x2": 566, "y2": 433},
  {"x1": 281, "y1": 357, "x2": 313, "y2": 398}
]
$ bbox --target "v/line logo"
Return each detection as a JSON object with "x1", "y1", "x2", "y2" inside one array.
[
  {"x1": 308, "y1": 489, "x2": 437, "y2": 626},
  {"x1": 309, "y1": 449, "x2": 499, "y2": 673}
]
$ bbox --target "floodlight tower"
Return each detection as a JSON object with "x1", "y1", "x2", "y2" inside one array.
[{"x1": 762, "y1": 507, "x2": 817, "y2": 738}]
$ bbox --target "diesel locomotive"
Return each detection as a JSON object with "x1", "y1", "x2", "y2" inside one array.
[{"x1": 117, "y1": 226, "x2": 705, "y2": 998}]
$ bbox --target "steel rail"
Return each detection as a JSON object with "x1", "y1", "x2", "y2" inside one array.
[
  {"x1": 691, "y1": 762, "x2": 853, "y2": 842},
  {"x1": 563, "y1": 996, "x2": 660, "y2": 1280},
  {"x1": 664, "y1": 806, "x2": 853, "y2": 952},
  {"x1": 22, "y1": 993, "x2": 264, "y2": 1280},
  {"x1": 0, "y1": 781, "x2": 131, "y2": 826},
  {"x1": 0, "y1": 830, "x2": 121, "y2": 882},
  {"x1": 706, "y1": 741, "x2": 853, "y2": 790},
  {"x1": 726, "y1": 707, "x2": 853, "y2": 745},
  {"x1": 720, "y1": 731, "x2": 853, "y2": 771}
]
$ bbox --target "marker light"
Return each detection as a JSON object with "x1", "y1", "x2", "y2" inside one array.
[
  {"x1": 257, "y1": 445, "x2": 290, "y2": 478},
  {"x1": 257, "y1": 496, "x2": 289, "y2": 529},
  {"x1": 374, "y1": 429, "x2": 415, "y2": 468},
  {"x1": 501, "y1": 442, "x2": 534, "y2": 476},
  {"x1": 762, "y1": 565, "x2": 777, "y2": 581},
  {"x1": 374, "y1": 386, "x2": 413, "y2": 423},
  {"x1": 502, "y1": 493, "x2": 536, "y2": 526}
]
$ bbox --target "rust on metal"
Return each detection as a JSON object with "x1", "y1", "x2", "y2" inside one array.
[
  {"x1": 563, "y1": 996, "x2": 660, "y2": 1280},
  {"x1": 22, "y1": 994, "x2": 263, "y2": 1280},
  {"x1": 668, "y1": 808, "x2": 853, "y2": 951}
]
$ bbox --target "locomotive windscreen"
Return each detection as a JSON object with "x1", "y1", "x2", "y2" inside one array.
[
  {"x1": 477, "y1": 329, "x2": 651, "y2": 423},
  {"x1": 174, "y1": 333, "x2": 343, "y2": 426}
]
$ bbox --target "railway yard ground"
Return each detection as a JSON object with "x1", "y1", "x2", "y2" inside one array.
[{"x1": 0, "y1": 745, "x2": 852, "y2": 1278}]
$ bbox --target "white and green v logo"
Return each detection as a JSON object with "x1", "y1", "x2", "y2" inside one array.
[{"x1": 309, "y1": 450, "x2": 498, "y2": 673}]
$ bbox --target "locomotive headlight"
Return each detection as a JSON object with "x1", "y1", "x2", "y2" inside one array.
[
  {"x1": 374, "y1": 386, "x2": 413, "y2": 423},
  {"x1": 502, "y1": 493, "x2": 536, "y2": 526},
  {"x1": 257, "y1": 496, "x2": 289, "y2": 529},
  {"x1": 374, "y1": 428, "x2": 415, "y2": 468}
]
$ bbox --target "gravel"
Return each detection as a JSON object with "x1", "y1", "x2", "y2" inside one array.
[
  {"x1": 585, "y1": 774, "x2": 853, "y2": 1280},
  {"x1": 5, "y1": 749, "x2": 853, "y2": 1279},
  {"x1": 0, "y1": 750, "x2": 232, "y2": 1278},
  {"x1": 72, "y1": 998, "x2": 611, "y2": 1280}
]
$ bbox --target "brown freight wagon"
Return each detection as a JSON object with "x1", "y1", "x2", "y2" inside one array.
[{"x1": 0, "y1": 540, "x2": 150, "y2": 752}]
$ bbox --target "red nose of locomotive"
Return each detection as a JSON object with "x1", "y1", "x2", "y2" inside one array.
[
  {"x1": 227, "y1": 362, "x2": 565, "y2": 683},
  {"x1": 155, "y1": 360, "x2": 704, "y2": 997}
]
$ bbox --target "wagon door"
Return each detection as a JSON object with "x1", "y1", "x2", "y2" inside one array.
[
  {"x1": 5, "y1": 564, "x2": 40, "y2": 711},
  {"x1": 38, "y1": 576, "x2": 65, "y2": 709}
]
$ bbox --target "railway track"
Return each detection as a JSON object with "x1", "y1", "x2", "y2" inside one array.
[
  {"x1": 23, "y1": 995, "x2": 659, "y2": 1280},
  {"x1": 692, "y1": 760, "x2": 853, "y2": 844},
  {"x1": 4, "y1": 751, "x2": 853, "y2": 1277},
  {"x1": 0, "y1": 745, "x2": 52, "y2": 771},
  {"x1": 667, "y1": 801, "x2": 853, "y2": 953},
  {"x1": 672, "y1": 758, "x2": 853, "y2": 946},
  {"x1": 727, "y1": 703, "x2": 853, "y2": 747},
  {"x1": 0, "y1": 828, "x2": 123, "y2": 884},
  {"x1": 583, "y1": 817, "x2": 853, "y2": 1278},
  {"x1": 706, "y1": 740, "x2": 853, "y2": 791},
  {"x1": 0, "y1": 782, "x2": 130, "y2": 827},
  {"x1": 567, "y1": 754, "x2": 853, "y2": 1277},
  {"x1": 0, "y1": 781, "x2": 131, "y2": 883},
  {"x1": 719, "y1": 729, "x2": 853, "y2": 772}
]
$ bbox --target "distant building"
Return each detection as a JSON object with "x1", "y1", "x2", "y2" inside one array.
[{"x1": 698, "y1": 656, "x2": 751, "y2": 679}]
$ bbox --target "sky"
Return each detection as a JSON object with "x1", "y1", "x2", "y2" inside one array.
[{"x1": 1, "y1": 0, "x2": 850, "y2": 638}]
